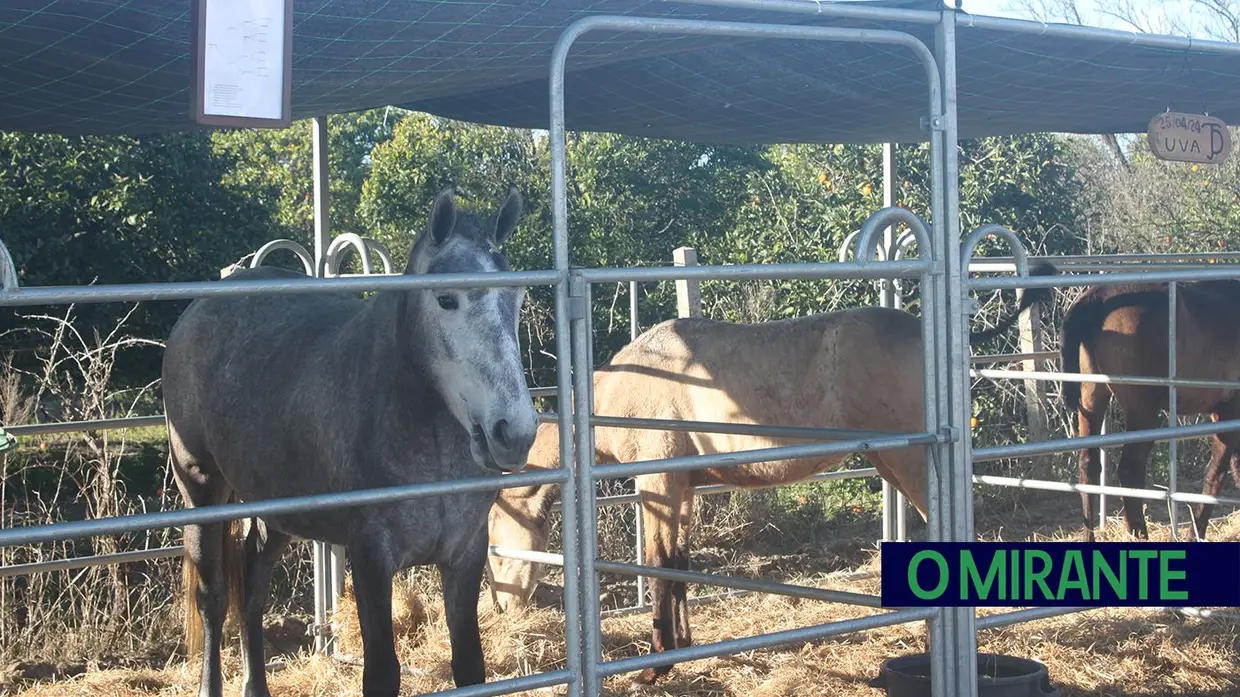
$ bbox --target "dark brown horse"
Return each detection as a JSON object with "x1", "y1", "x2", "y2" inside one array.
[{"x1": 1060, "y1": 279, "x2": 1240, "y2": 542}]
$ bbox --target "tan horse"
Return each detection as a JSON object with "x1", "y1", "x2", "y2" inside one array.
[{"x1": 489, "y1": 288, "x2": 1048, "y2": 684}]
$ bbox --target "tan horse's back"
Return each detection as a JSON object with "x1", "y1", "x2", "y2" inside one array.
[{"x1": 591, "y1": 307, "x2": 926, "y2": 493}]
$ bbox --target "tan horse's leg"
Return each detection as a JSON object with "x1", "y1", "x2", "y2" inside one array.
[
  {"x1": 1076, "y1": 379, "x2": 1111, "y2": 543},
  {"x1": 866, "y1": 445, "x2": 928, "y2": 523},
  {"x1": 633, "y1": 470, "x2": 689, "y2": 685},
  {"x1": 672, "y1": 489, "x2": 696, "y2": 649}
]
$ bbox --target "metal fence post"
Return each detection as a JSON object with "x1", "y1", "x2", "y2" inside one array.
[
  {"x1": 309, "y1": 113, "x2": 344, "y2": 655},
  {"x1": 1168, "y1": 281, "x2": 1179, "y2": 540},
  {"x1": 570, "y1": 273, "x2": 603, "y2": 696},
  {"x1": 674, "y1": 247, "x2": 702, "y2": 317},
  {"x1": 1019, "y1": 287, "x2": 1050, "y2": 474},
  {"x1": 932, "y1": 9, "x2": 979, "y2": 697},
  {"x1": 549, "y1": 35, "x2": 585, "y2": 696},
  {"x1": 630, "y1": 280, "x2": 647, "y2": 610},
  {"x1": 879, "y1": 141, "x2": 910, "y2": 544}
]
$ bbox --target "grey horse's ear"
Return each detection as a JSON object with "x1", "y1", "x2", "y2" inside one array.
[
  {"x1": 428, "y1": 187, "x2": 457, "y2": 246},
  {"x1": 493, "y1": 186, "x2": 522, "y2": 246}
]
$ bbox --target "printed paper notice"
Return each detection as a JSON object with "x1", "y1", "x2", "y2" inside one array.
[{"x1": 201, "y1": 0, "x2": 286, "y2": 120}]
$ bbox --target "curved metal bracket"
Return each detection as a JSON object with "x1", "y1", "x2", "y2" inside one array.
[
  {"x1": 323, "y1": 233, "x2": 387, "y2": 277},
  {"x1": 838, "y1": 229, "x2": 887, "y2": 261},
  {"x1": 0, "y1": 237, "x2": 18, "y2": 293},
  {"x1": 959, "y1": 223, "x2": 1030, "y2": 278},
  {"x1": 840, "y1": 228, "x2": 892, "y2": 263},
  {"x1": 854, "y1": 207, "x2": 932, "y2": 266},
  {"x1": 362, "y1": 238, "x2": 395, "y2": 275},
  {"x1": 838, "y1": 230, "x2": 862, "y2": 263},
  {"x1": 250, "y1": 239, "x2": 315, "y2": 276},
  {"x1": 890, "y1": 229, "x2": 921, "y2": 296},
  {"x1": 891, "y1": 229, "x2": 919, "y2": 261}
]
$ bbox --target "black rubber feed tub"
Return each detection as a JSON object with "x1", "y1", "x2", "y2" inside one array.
[{"x1": 869, "y1": 653, "x2": 1060, "y2": 697}]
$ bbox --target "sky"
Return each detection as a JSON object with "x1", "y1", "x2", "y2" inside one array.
[{"x1": 956, "y1": 0, "x2": 1219, "y2": 37}]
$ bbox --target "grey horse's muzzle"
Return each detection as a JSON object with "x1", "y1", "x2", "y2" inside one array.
[{"x1": 485, "y1": 417, "x2": 536, "y2": 472}]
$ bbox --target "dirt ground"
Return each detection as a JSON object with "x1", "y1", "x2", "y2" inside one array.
[{"x1": 4, "y1": 492, "x2": 1240, "y2": 697}]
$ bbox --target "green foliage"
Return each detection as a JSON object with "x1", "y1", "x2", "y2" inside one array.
[
  {"x1": 211, "y1": 109, "x2": 399, "y2": 259},
  {"x1": 359, "y1": 120, "x2": 770, "y2": 386},
  {"x1": 0, "y1": 130, "x2": 278, "y2": 379},
  {"x1": 697, "y1": 134, "x2": 1089, "y2": 326},
  {"x1": 0, "y1": 113, "x2": 1096, "y2": 507},
  {"x1": 1069, "y1": 129, "x2": 1240, "y2": 254}
]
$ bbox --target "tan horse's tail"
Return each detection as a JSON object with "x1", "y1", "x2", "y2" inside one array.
[{"x1": 183, "y1": 494, "x2": 246, "y2": 657}]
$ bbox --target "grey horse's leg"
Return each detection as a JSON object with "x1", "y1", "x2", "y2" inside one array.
[
  {"x1": 171, "y1": 436, "x2": 236, "y2": 697},
  {"x1": 439, "y1": 531, "x2": 488, "y2": 687},
  {"x1": 185, "y1": 519, "x2": 232, "y2": 697},
  {"x1": 349, "y1": 543, "x2": 400, "y2": 697},
  {"x1": 240, "y1": 520, "x2": 291, "y2": 697}
]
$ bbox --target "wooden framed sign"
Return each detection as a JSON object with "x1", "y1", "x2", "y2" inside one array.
[
  {"x1": 1147, "y1": 111, "x2": 1231, "y2": 164},
  {"x1": 191, "y1": 0, "x2": 293, "y2": 128}
]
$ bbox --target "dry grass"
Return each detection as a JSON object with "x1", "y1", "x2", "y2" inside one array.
[
  {"x1": 8, "y1": 503, "x2": 1240, "y2": 697},
  {"x1": 330, "y1": 573, "x2": 428, "y2": 659}
]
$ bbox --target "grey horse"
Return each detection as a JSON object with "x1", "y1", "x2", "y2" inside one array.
[{"x1": 162, "y1": 186, "x2": 539, "y2": 697}]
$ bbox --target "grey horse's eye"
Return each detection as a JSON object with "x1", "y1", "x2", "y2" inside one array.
[{"x1": 436, "y1": 294, "x2": 459, "y2": 311}]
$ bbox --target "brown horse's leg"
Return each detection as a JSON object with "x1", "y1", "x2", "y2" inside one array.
[
  {"x1": 672, "y1": 488, "x2": 696, "y2": 649},
  {"x1": 633, "y1": 471, "x2": 685, "y2": 685},
  {"x1": 1193, "y1": 432, "x2": 1232, "y2": 541},
  {"x1": 1114, "y1": 408, "x2": 1158, "y2": 540},
  {"x1": 1076, "y1": 381, "x2": 1110, "y2": 543},
  {"x1": 1195, "y1": 403, "x2": 1240, "y2": 540}
]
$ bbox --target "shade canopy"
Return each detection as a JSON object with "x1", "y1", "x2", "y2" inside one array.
[{"x1": 3, "y1": 0, "x2": 1239, "y2": 143}]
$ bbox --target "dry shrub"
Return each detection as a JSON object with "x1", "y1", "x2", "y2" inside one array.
[
  {"x1": 0, "y1": 306, "x2": 181, "y2": 666},
  {"x1": 331, "y1": 571, "x2": 429, "y2": 657}
]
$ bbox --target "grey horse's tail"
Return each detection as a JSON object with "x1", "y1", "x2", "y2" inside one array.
[
  {"x1": 967, "y1": 261, "x2": 1058, "y2": 346},
  {"x1": 182, "y1": 493, "x2": 246, "y2": 657}
]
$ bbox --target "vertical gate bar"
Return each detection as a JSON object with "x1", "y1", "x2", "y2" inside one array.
[
  {"x1": 549, "y1": 51, "x2": 585, "y2": 697},
  {"x1": 330, "y1": 544, "x2": 346, "y2": 621},
  {"x1": 1099, "y1": 414, "x2": 1109, "y2": 530},
  {"x1": 881, "y1": 141, "x2": 898, "y2": 544},
  {"x1": 310, "y1": 113, "x2": 336, "y2": 654},
  {"x1": 920, "y1": 18, "x2": 949, "y2": 697},
  {"x1": 630, "y1": 280, "x2": 647, "y2": 610},
  {"x1": 312, "y1": 114, "x2": 331, "y2": 277},
  {"x1": 572, "y1": 275, "x2": 603, "y2": 697},
  {"x1": 935, "y1": 9, "x2": 979, "y2": 697},
  {"x1": 1168, "y1": 281, "x2": 1179, "y2": 540},
  {"x1": 886, "y1": 142, "x2": 911, "y2": 543},
  {"x1": 312, "y1": 541, "x2": 327, "y2": 653}
]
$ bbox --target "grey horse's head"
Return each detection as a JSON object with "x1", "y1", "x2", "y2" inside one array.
[{"x1": 404, "y1": 186, "x2": 538, "y2": 472}]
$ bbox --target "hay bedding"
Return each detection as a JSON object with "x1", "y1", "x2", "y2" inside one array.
[{"x1": 8, "y1": 511, "x2": 1240, "y2": 697}]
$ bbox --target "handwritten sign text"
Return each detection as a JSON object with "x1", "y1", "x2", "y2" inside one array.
[{"x1": 1147, "y1": 112, "x2": 1231, "y2": 165}]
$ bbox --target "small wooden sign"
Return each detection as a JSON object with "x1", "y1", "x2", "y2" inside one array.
[
  {"x1": 191, "y1": 0, "x2": 293, "y2": 128},
  {"x1": 1147, "y1": 111, "x2": 1231, "y2": 164}
]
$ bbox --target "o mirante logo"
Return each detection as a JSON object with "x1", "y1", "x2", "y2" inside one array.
[{"x1": 880, "y1": 542, "x2": 1240, "y2": 607}]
